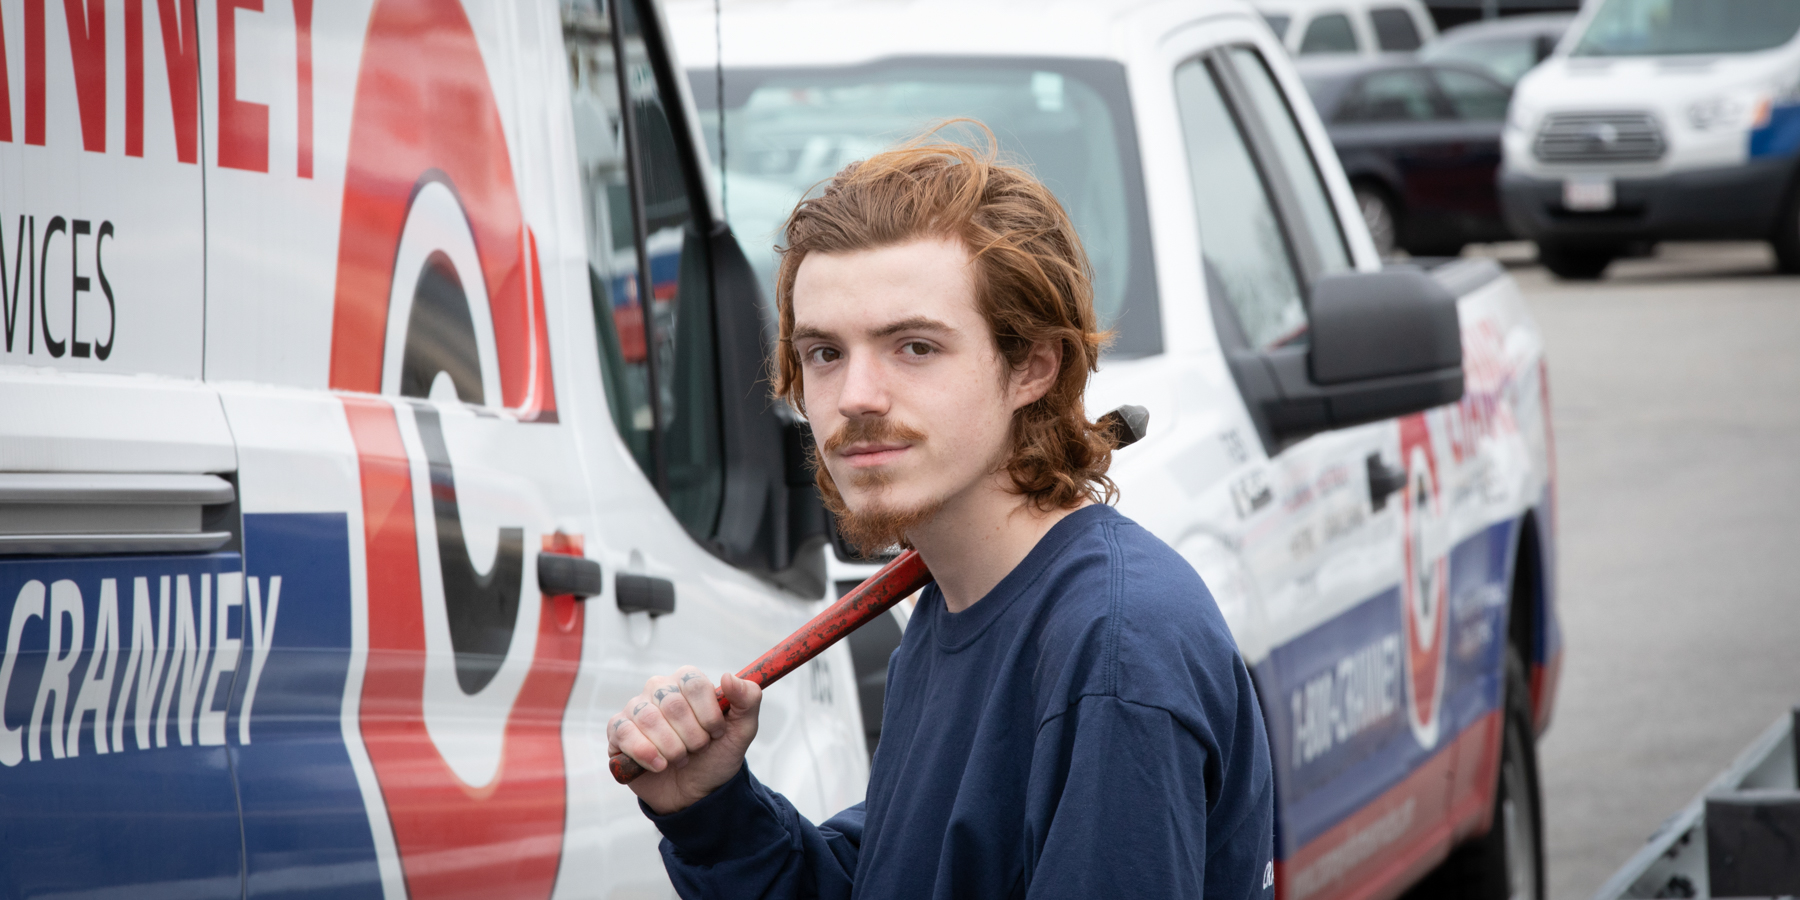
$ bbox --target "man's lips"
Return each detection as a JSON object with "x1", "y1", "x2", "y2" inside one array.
[{"x1": 838, "y1": 443, "x2": 911, "y2": 468}]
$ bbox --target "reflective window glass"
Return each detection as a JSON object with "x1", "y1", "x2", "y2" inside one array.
[
  {"x1": 1435, "y1": 67, "x2": 1511, "y2": 121},
  {"x1": 1227, "y1": 47, "x2": 1351, "y2": 277},
  {"x1": 1175, "y1": 59, "x2": 1306, "y2": 350},
  {"x1": 1371, "y1": 8, "x2": 1424, "y2": 51},
  {"x1": 564, "y1": 0, "x2": 723, "y2": 539},
  {"x1": 1343, "y1": 70, "x2": 1441, "y2": 122},
  {"x1": 1300, "y1": 13, "x2": 1360, "y2": 54}
]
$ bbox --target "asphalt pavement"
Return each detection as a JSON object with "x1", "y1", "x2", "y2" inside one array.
[{"x1": 1484, "y1": 242, "x2": 1800, "y2": 900}]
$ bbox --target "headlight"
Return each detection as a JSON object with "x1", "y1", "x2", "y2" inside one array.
[{"x1": 1688, "y1": 88, "x2": 1774, "y2": 131}]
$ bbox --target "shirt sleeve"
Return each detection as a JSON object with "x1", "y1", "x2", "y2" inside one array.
[
  {"x1": 1025, "y1": 694, "x2": 1271, "y2": 900},
  {"x1": 642, "y1": 764, "x2": 863, "y2": 900}
]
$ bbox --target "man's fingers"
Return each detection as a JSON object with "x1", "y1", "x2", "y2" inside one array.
[
  {"x1": 720, "y1": 672, "x2": 762, "y2": 716},
  {"x1": 648, "y1": 675, "x2": 712, "y2": 757},
  {"x1": 628, "y1": 692, "x2": 690, "y2": 770},
  {"x1": 608, "y1": 714, "x2": 665, "y2": 773},
  {"x1": 675, "y1": 667, "x2": 726, "y2": 738}
]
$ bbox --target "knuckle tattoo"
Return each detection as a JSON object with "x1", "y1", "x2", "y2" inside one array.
[{"x1": 632, "y1": 701, "x2": 649, "y2": 717}]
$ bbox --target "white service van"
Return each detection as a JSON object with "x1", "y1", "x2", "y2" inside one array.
[
  {"x1": 1, "y1": 0, "x2": 869, "y2": 896},
  {"x1": 673, "y1": 1, "x2": 1561, "y2": 898},
  {"x1": 1500, "y1": 0, "x2": 1800, "y2": 278}
]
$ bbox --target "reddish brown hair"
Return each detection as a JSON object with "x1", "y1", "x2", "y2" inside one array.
[{"x1": 773, "y1": 122, "x2": 1117, "y2": 512}]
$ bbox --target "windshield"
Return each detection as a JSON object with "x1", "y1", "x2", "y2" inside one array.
[
  {"x1": 1573, "y1": 0, "x2": 1800, "y2": 57},
  {"x1": 689, "y1": 58, "x2": 1162, "y2": 358}
]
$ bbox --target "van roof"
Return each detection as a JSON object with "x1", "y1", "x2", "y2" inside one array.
[{"x1": 665, "y1": 0, "x2": 1260, "y2": 69}]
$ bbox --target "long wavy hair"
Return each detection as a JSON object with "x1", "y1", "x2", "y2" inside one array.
[{"x1": 771, "y1": 121, "x2": 1118, "y2": 513}]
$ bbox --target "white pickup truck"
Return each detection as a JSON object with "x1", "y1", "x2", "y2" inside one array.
[{"x1": 674, "y1": 0, "x2": 1562, "y2": 898}]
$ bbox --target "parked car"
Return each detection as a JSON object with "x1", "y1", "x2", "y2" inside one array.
[
  {"x1": 1422, "y1": 12, "x2": 1577, "y2": 85},
  {"x1": 1500, "y1": 0, "x2": 1800, "y2": 279},
  {"x1": 0, "y1": 0, "x2": 869, "y2": 896},
  {"x1": 1256, "y1": 0, "x2": 1440, "y2": 58},
  {"x1": 1301, "y1": 57, "x2": 1515, "y2": 255},
  {"x1": 673, "y1": 2, "x2": 1562, "y2": 899}
]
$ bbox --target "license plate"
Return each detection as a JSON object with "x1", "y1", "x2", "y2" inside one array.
[{"x1": 1563, "y1": 175, "x2": 1615, "y2": 211}]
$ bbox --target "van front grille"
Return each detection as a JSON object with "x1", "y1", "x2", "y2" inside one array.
[{"x1": 1533, "y1": 112, "x2": 1665, "y2": 163}]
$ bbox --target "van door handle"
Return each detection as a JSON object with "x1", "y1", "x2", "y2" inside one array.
[
  {"x1": 1367, "y1": 454, "x2": 1408, "y2": 511},
  {"x1": 616, "y1": 573, "x2": 676, "y2": 617},
  {"x1": 538, "y1": 552, "x2": 603, "y2": 598}
]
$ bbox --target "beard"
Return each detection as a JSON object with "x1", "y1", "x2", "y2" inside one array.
[{"x1": 817, "y1": 416, "x2": 943, "y2": 558}]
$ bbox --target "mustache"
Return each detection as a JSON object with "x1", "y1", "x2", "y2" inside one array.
[{"x1": 820, "y1": 417, "x2": 927, "y2": 456}]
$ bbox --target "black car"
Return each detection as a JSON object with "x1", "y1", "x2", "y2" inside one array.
[{"x1": 1301, "y1": 58, "x2": 1512, "y2": 256}]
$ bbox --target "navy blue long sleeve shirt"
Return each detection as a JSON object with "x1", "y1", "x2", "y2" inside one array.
[{"x1": 645, "y1": 504, "x2": 1274, "y2": 899}]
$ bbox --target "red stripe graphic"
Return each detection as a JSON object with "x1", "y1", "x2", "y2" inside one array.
[{"x1": 343, "y1": 397, "x2": 581, "y2": 899}]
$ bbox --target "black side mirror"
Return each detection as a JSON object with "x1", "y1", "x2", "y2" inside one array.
[
  {"x1": 1217, "y1": 267, "x2": 1464, "y2": 450},
  {"x1": 706, "y1": 225, "x2": 829, "y2": 596}
]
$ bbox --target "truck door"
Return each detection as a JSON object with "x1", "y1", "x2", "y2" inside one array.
[
  {"x1": 200, "y1": 1, "x2": 603, "y2": 897},
  {"x1": 0, "y1": 0, "x2": 243, "y2": 891},
  {"x1": 551, "y1": 1, "x2": 852, "y2": 892},
  {"x1": 1170, "y1": 34, "x2": 1451, "y2": 900}
]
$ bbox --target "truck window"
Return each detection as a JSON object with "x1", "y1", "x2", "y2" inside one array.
[
  {"x1": 565, "y1": 0, "x2": 725, "y2": 540},
  {"x1": 1175, "y1": 59, "x2": 1307, "y2": 349},
  {"x1": 1299, "y1": 13, "x2": 1360, "y2": 55},
  {"x1": 1224, "y1": 48, "x2": 1352, "y2": 278},
  {"x1": 1370, "y1": 8, "x2": 1423, "y2": 51}
]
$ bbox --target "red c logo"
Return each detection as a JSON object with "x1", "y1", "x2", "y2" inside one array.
[
  {"x1": 330, "y1": 2, "x2": 578, "y2": 898},
  {"x1": 1399, "y1": 413, "x2": 1448, "y2": 750}
]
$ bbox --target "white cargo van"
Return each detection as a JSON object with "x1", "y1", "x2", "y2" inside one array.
[
  {"x1": 1, "y1": 0, "x2": 868, "y2": 896},
  {"x1": 1500, "y1": 0, "x2": 1800, "y2": 278},
  {"x1": 673, "y1": 1, "x2": 1562, "y2": 898}
]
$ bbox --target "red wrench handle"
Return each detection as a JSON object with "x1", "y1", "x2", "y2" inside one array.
[{"x1": 609, "y1": 550, "x2": 932, "y2": 784}]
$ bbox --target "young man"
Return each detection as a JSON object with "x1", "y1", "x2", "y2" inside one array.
[{"x1": 607, "y1": 134, "x2": 1274, "y2": 898}]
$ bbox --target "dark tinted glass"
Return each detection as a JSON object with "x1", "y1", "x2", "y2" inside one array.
[
  {"x1": 1342, "y1": 69, "x2": 1441, "y2": 122},
  {"x1": 1435, "y1": 68, "x2": 1510, "y2": 120},
  {"x1": 1371, "y1": 8, "x2": 1423, "y2": 51},
  {"x1": 1263, "y1": 13, "x2": 1292, "y2": 39},
  {"x1": 565, "y1": 0, "x2": 724, "y2": 539},
  {"x1": 1301, "y1": 13, "x2": 1360, "y2": 54}
]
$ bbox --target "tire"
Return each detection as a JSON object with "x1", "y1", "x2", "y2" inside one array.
[
  {"x1": 1355, "y1": 183, "x2": 1401, "y2": 258},
  {"x1": 1537, "y1": 243, "x2": 1615, "y2": 280},
  {"x1": 1773, "y1": 185, "x2": 1800, "y2": 274},
  {"x1": 1407, "y1": 650, "x2": 1545, "y2": 900}
]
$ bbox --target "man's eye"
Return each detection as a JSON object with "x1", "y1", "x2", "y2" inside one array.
[
  {"x1": 901, "y1": 341, "x2": 934, "y2": 357},
  {"x1": 807, "y1": 346, "x2": 841, "y2": 365}
]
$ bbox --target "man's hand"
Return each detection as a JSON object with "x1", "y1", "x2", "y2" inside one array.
[{"x1": 607, "y1": 667, "x2": 762, "y2": 815}]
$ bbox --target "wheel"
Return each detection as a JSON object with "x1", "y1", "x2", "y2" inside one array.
[
  {"x1": 1355, "y1": 183, "x2": 1400, "y2": 258},
  {"x1": 1773, "y1": 185, "x2": 1800, "y2": 274},
  {"x1": 1407, "y1": 650, "x2": 1545, "y2": 900},
  {"x1": 1537, "y1": 243, "x2": 1615, "y2": 280}
]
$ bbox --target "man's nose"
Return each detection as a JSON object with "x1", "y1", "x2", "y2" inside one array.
[{"x1": 836, "y1": 350, "x2": 890, "y2": 419}]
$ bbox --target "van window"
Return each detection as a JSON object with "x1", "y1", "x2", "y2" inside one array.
[
  {"x1": 1435, "y1": 68, "x2": 1510, "y2": 121},
  {"x1": 1300, "y1": 14, "x2": 1360, "y2": 55},
  {"x1": 1573, "y1": 0, "x2": 1800, "y2": 57},
  {"x1": 1370, "y1": 8, "x2": 1424, "y2": 51},
  {"x1": 1262, "y1": 13, "x2": 1292, "y2": 39},
  {"x1": 1175, "y1": 59, "x2": 1307, "y2": 350},
  {"x1": 1341, "y1": 69, "x2": 1442, "y2": 122},
  {"x1": 565, "y1": 0, "x2": 725, "y2": 540},
  {"x1": 1225, "y1": 48, "x2": 1351, "y2": 277}
]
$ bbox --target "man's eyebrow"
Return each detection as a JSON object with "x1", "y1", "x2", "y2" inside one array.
[
  {"x1": 789, "y1": 325, "x2": 834, "y2": 343},
  {"x1": 871, "y1": 316, "x2": 955, "y2": 339}
]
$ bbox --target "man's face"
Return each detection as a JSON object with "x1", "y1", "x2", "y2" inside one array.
[{"x1": 791, "y1": 237, "x2": 1030, "y2": 547}]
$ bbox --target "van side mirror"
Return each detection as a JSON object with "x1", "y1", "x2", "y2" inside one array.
[
  {"x1": 1216, "y1": 267, "x2": 1464, "y2": 450},
  {"x1": 705, "y1": 225, "x2": 829, "y2": 597}
]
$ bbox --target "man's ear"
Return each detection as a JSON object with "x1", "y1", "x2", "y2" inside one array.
[{"x1": 1009, "y1": 339, "x2": 1062, "y2": 411}]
